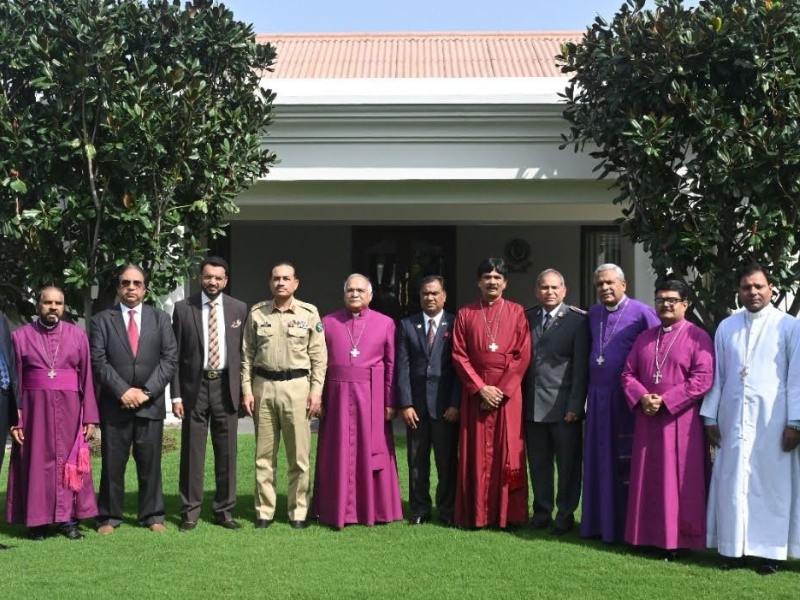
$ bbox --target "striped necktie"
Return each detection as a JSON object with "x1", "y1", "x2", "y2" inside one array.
[
  {"x1": 208, "y1": 301, "x2": 220, "y2": 369},
  {"x1": 0, "y1": 350, "x2": 9, "y2": 390},
  {"x1": 427, "y1": 318, "x2": 437, "y2": 350}
]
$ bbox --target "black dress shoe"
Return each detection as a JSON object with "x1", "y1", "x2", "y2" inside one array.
[
  {"x1": 290, "y1": 520, "x2": 309, "y2": 530},
  {"x1": 530, "y1": 517, "x2": 552, "y2": 530},
  {"x1": 720, "y1": 556, "x2": 747, "y2": 571},
  {"x1": 438, "y1": 516, "x2": 455, "y2": 528},
  {"x1": 28, "y1": 526, "x2": 48, "y2": 541},
  {"x1": 550, "y1": 524, "x2": 573, "y2": 536},
  {"x1": 408, "y1": 515, "x2": 430, "y2": 525},
  {"x1": 61, "y1": 525, "x2": 84, "y2": 540},
  {"x1": 254, "y1": 519, "x2": 273, "y2": 529},
  {"x1": 217, "y1": 519, "x2": 242, "y2": 530},
  {"x1": 756, "y1": 559, "x2": 780, "y2": 576},
  {"x1": 179, "y1": 521, "x2": 198, "y2": 532}
]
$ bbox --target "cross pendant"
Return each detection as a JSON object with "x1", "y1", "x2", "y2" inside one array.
[
  {"x1": 596, "y1": 355, "x2": 605, "y2": 365},
  {"x1": 653, "y1": 371, "x2": 662, "y2": 384},
  {"x1": 350, "y1": 347, "x2": 360, "y2": 358},
  {"x1": 740, "y1": 367, "x2": 748, "y2": 381},
  {"x1": 47, "y1": 369, "x2": 57, "y2": 379},
  {"x1": 489, "y1": 342, "x2": 498, "y2": 352}
]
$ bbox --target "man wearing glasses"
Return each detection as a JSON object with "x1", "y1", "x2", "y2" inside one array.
[
  {"x1": 90, "y1": 264, "x2": 177, "y2": 534},
  {"x1": 620, "y1": 280, "x2": 714, "y2": 560}
]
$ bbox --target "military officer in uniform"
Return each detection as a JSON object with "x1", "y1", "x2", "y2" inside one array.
[
  {"x1": 241, "y1": 262, "x2": 327, "y2": 529},
  {"x1": 523, "y1": 268, "x2": 590, "y2": 535}
]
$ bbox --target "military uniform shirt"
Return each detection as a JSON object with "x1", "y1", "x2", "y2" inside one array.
[{"x1": 241, "y1": 299, "x2": 327, "y2": 396}]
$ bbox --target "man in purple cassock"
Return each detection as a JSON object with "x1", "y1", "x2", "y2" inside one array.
[
  {"x1": 312, "y1": 273, "x2": 403, "y2": 528},
  {"x1": 581, "y1": 264, "x2": 658, "y2": 543},
  {"x1": 621, "y1": 280, "x2": 713, "y2": 558},
  {"x1": 6, "y1": 287, "x2": 99, "y2": 541}
]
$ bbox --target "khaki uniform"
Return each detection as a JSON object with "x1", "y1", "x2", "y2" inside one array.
[{"x1": 241, "y1": 299, "x2": 327, "y2": 520}]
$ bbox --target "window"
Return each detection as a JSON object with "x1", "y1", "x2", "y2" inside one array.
[{"x1": 581, "y1": 226, "x2": 622, "y2": 308}]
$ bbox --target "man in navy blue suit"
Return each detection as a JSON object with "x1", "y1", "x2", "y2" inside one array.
[
  {"x1": 0, "y1": 309, "x2": 19, "y2": 549},
  {"x1": 396, "y1": 275, "x2": 460, "y2": 526}
]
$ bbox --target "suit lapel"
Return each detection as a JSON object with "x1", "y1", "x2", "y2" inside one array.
[
  {"x1": 222, "y1": 294, "x2": 236, "y2": 358},
  {"x1": 191, "y1": 294, "x2": 205, "y2": 352},
  {"x1": 430, "y1": 313, "x2": 451, "y2": 356},
  {"x1": 139, "y1": 304, "x2": 155, "y2": 351},
  {"x1": 541, "y1": 306, "x2": 567, "y2": 340},
  {"x1": 415, "y1": 314, "x2": 430, "y2": 357},
  {"x1": 111, "y1": 305, "x2": 134, "y2": 358}
]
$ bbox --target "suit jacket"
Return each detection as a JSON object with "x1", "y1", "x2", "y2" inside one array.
[
  {"x1": 523, "y1": 304, "x2": 590, "y2": 422},
  {"x1": 90, "y1": 303, "x2": 178, "y2": 422},
  {"x1": 396, "y1": 311, "x2": 460, "y2": 419},
  {"x1": 170, "y1": 292, "x2": 247, "y2": 409},
  {"x1": 0, "y1": 310, "x2": 18, "y2": 423}
]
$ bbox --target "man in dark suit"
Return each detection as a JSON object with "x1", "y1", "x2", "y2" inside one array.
[
  {"x1": 523, "y1": 269, "x2": 589, "y2": 535},
  {"x1": 0, "y1": 309, "x2": 18, "y2": 550},
  {"x1": 171, "y1": 256, "x2": 247, "y2": 531},
  {"x1": 90, "y1": 264, "x2": 178, "y2": 534},
  {"x1": 396, "y1": 275, "x2": 460, "y2": 526}
]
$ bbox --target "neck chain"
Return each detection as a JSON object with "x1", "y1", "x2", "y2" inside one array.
[
  {"x1": 740, "y1": 312, "x2": 769, "y2": 381},
  {"x1": 596, "y1": 298, "x2": 629, "y2": 365},
  {"x1": 346, "y1": 313, "x2": 368, "y2": 358},
  {"x1": 37, "y1": 320, "x2": 63, "y2": 379},
  {"x1": 480, "y1": 298, "x2": 505, "y2": 352},
  {"x1": 653, "y1": 320, "x2": 687, "y2": 383}
]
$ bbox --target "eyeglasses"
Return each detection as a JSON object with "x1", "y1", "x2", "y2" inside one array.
[
  {"x1": 654, "y1": 297, "x2": 684, "y2": 306},
  {"x1": 119, "y1": 279, "x2": 145, "y2": 289}
]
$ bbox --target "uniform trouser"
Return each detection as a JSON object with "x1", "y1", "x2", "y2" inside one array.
[
  {"x1": 98, "y1": 416, "x2": 164, "y2": 527},
  {"x1": 407, "y1": 412, "x2": 459, "y2": 520},
  {"x1": 526, "y1": 419, "x2": 582, "y2": 529},
  {"x1": 0, "y1": 388, "x2": 8, "y2": 476},
  {"x1": 179, "y1": 376, "x2": 238, "y2": 522},
  {"x1": 253, "y1": 377, "x2": 311, "y2": 521}
]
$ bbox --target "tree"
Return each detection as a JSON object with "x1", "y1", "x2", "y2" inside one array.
[
  {"x1": 0, "y1": 0, "x2": 276, "y2": 324},
  {"x1": 558, "y1": 0, "x2": 800, "y2": 334}
]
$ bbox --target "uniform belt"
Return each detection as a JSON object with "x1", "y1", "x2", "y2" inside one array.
[
  {"x1": 203, "y1": 369, "x2": 227, "y2": 381},
  {"x1": 255, "y1": 368, "x2": 308, "y2": 381}
]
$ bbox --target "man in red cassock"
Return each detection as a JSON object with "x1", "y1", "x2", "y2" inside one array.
[{"x1": 452, "y1": 258, "x2": 532, "y2": 529}]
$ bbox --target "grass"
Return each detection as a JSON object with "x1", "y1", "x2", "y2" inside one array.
[{"x1": 1, "y1": 430, "x2": 798, "y2": 599}]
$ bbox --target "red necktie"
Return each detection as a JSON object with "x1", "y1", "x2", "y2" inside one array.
[
  {"x1": 128, "y1": 310, "x2": 139, "y2": 357},
  {"x1": 427, "y1": 318, "x2": 436, "y2": 350}
]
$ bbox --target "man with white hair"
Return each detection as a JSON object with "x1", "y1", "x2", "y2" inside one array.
[
  {"x1": 581, "y1": 263, "x2": 658, "y2": 543},
  {"x1": 312, "y1": 274, "x2": 403, "y2": 528}
]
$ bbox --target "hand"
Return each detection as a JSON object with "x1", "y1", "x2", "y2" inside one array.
[
  {"x1": 479, "y1": 386, "x2": 504, "y2": 408},
  {"x1": 10, "y1": 426, "x2": 24, "y2": 445},
  {"x1": 306, "y1": 395, "x2": 322, "y2": 419},
  {"x1": 241, "y1": 394, "x2": 255, "y2": 417},
  {"x1": 640, "y1": 394, "x2": 662, "y2": 416},
  {"x1": 172, "y1": 401, "x2": 184, "y2": 419},
  {"x1": 480, "y1": 400, "x2": 496, "y2": 412},
  {"x1": 120, "y1": 387, "x2": 147, "y2": 409},
  {"x1": 564, "y1": 411, "x2": 580, "y2": 423},
  {"x1": 782, "y1": 426, "x2": 800, "y2": 452},
  {"x1": 443, "y1": 407, "x2": 460, "y2": 423},
  {"x1": 385, "y1": 407, "x2": 396, "y2": 421},
  {"x1": 706, "y1": 424, "x2": 721, "y2": 447},
  {"x1": 401, "y1": 407, "x2": 420, "y2": 429},
  {"x1": 83, "y1": 424, "x2": 96, "y2": 441}
]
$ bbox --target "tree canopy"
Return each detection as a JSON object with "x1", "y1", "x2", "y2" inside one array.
[
  {"x1": 558, "y1": 0, "x2": 800, "y2": 333},
  {"x1": 0, "y1": 0, "x2": 276, "y2": 323}
]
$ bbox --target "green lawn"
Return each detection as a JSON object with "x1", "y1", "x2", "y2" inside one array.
[{"x1": 1, "y1": 431, "x2": 797, "y2": 598}]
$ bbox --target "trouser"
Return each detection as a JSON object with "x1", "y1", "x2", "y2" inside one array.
[
  {"x1": 253, "y1": 376, "x2": 311, "y2": 521},
  {"x1": 407, "y1": 412, "x2": 459, "y2": 520},
  {"x1": 526, "y1": 419, "x2": 582, "y2": 528},
  {"x1": 0, "y1": 388, "x2": 8, "y2": 475},
  {"x1": 179, "y1": 376, "x2": 238, "y2": 522},
  {"x1": 98, "y1": 416, "x2": 165, "y2": 527}
]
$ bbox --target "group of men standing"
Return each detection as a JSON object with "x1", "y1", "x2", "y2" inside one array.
[{"x1": 0, "y1": 257, "x2": 798, "y2": 576}]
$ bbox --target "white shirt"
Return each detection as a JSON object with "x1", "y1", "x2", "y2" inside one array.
[
  {"x1": 542, "y1": 303, "x2": 564, "y2": 327},
  {"x1": 202, "y1": 292, "x2": 227, "y2": 370},
  {"x1": 120, "y1": 303, "x2": 142, "y2": 332},
  {"x1": 424, "y1": 310, "x2": 444, "y2": 335}
]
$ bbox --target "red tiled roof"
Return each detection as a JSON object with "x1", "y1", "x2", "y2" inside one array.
[{"x1": 256, "y1": 32, "x2": 581, "y2": 79}]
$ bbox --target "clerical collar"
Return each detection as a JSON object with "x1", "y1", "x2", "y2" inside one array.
[
  {"x1": 349, "y1": 308, "x2": 370, "y2": 319},
  {"x1": 37, "y1": 319, "x2": 59, "y2": 331},
  {"x1": 661, "y1": 318, "x2": 684, "y2": 332},
  {"x1": 604, "y1": 295, "x2": 628, "y2": 312},
  {"x1": 746, "y1": 303, "x2": 774, "y2": 321}
]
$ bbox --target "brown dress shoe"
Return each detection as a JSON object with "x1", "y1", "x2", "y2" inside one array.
[
  {"x1": 148, "y1": 523, "x2": 167, "y2": 533},
  {"x1": 97, "y1": 525, "x2": 115, "y2": 535}
]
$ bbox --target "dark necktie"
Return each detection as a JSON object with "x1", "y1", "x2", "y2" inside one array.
[
  {"x1": 0, "y1": 349, "x2": 9, "y2": 390},
  {"x1": 543, "y1": 313, "x2": 552, "y2": 330},
  {"x1": 127, "y1": 310, "x2": 139, "y2": 357},
  {"x1": 427, "y1": 318, "x2": 437, "y2": 350}
]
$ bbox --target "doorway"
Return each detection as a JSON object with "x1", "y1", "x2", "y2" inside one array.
[{"x1": 352, "y1": 226, "x2": 457, "y2": 321}]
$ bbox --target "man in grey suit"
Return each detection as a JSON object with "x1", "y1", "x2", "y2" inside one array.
[
  {"x1": 523, "y1": 269, "x2": 589, "y2": 535},
  {"x1": 396, "y1": 275, "x2": 460, "y2": 526},
  {"x1": 90, "y1": 264, "x2": 178, "y2": 534},
  {"x1": 0, "y1": 309, "x2": 18, "y2": 550},
  {"x1": 171, "y1": 256, "x2": 247, "y2": 531}
]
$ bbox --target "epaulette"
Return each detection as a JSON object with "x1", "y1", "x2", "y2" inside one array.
[
  {"x1": 250, "y1": 300, "x2": 268, "y2": 312},
  {"x1": 295, "y1": 300, "x2": 317, "y2": 314},
  {"x1": 569, "y1": 305, "x2": 587, "y2": 315},
  {"x1": 525, "y1": 304, "x2": 541, "y2": 314}
]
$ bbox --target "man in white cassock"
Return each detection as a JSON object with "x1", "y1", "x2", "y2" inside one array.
[{"x1": 700, "y1": 264, "x2": 800, "y2": 575}]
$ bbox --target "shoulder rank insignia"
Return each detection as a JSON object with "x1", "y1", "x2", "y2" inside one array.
[{"x1": 569, "y1": 305, "x2": 587, "y2": 315}]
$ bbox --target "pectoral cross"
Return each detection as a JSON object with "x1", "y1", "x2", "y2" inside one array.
[
  {"x1": 489, "y1": 342, "x2": 498, "y2": 352},
  {"x1": 740, "y1": 367, "x2": 748, "y2": 381},
  {"x1": 653, "y1": 371, "x2": 662, "y2": 384},
  {"x1": 596, "y1": 355, "x2": 605, "y2": 366},
  {"x1": 47, "y1": 369, "x2": 57, "y2": 379},
  {"x1": 350, "y1": 347, "x2": 360, "y2": 358}
]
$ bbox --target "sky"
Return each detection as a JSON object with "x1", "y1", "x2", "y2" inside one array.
[{"x1": 221, "y1": 0, "x2": 648, "y2": 34}]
